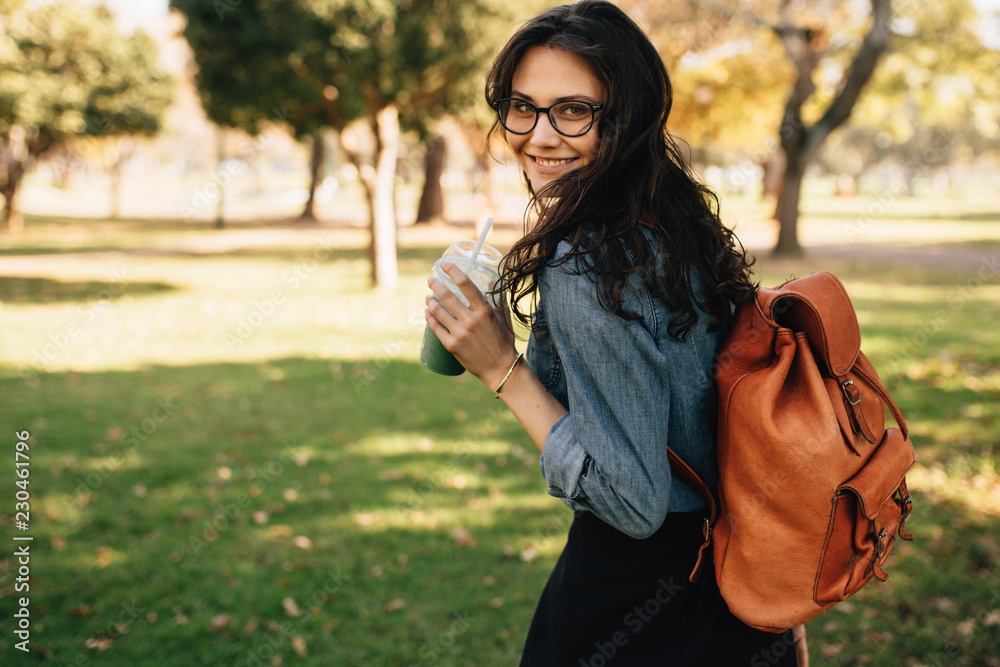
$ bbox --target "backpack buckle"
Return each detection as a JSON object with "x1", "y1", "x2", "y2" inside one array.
[{"x1": 841, "y1": 379, "x2": 862, "y2": 406}]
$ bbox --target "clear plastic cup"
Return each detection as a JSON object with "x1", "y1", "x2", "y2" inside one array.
[{"x1": 421, "y1": 240, "x2": 503, "y2": 375}]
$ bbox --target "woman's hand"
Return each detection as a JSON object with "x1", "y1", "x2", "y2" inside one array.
[{"x1": 425, "y1": 261, "x2": 518, "y2": 389}]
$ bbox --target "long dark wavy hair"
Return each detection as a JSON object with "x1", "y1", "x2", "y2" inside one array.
[{"x1": 486, "y1": 0, "x2": 756, "y2": 339}]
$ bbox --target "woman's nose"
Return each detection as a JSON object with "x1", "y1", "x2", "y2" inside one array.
[{"x1": 529, "y1": 112, "x2": 562, "y2": 147}]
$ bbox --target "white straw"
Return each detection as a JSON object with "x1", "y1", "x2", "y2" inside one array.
[{"x1": 471, "y1": 216, "x2": 493, "y2": 261}]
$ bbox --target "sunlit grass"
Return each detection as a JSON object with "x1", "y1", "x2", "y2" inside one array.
[{"x1": 1, "y1": 209, "x2": 998, "y2": 664}]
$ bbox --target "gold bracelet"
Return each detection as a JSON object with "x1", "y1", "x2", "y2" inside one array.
[{"x1": 494, "y1": 352, "x2": 523, "y2": 398}]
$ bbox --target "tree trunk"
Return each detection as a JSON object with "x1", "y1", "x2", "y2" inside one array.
[
  {"x1": 761, "y1": 151, "x2": 785, "y2": 205},
  {"x1": 369, "y1": 105, "x2": 400, "y2": 291},
  {"x1": 414, "y1": 134, "x2": 446, "y2": 224},
  {"x1": 773, "y1": 156, "x2": 806, "y2": 257},
  {"x1": 1, "y1": 132, "x2": 28, "y2": 234},
  {"x1": 215, "y1": 130, "x2": 226, "y2": 228},
  {"x1": 300, "y1": 132, "x2": 324, "y2": 221},
  {"x1": 1, "y1": 163, "x2": 25, "y2": 234},
  {"x1": 769, "y1": 0, "x2": 892, "y2": 257},
  {"x1": 109, "y1": 152, "x2": 122, "y2": 219}
]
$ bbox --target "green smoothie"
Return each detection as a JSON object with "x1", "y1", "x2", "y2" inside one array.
[{"x1": 421, "y1": 240, "x2": 503, "y2": 375}]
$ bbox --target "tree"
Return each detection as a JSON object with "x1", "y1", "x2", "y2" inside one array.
[
  {"x1": 172, "y1": 0, "x2": 509, "y2": 291},
  {"x1": 768, "y1": 0, "x2": 892, "y2": 256},
  {"x1": 413, "y1": 134, "x2": 446, "y2": 224},
  {"x1": 625, "y1": 0, "x2": 894, "y2": 256},
  {"x1": 0, "y1": 2, "x2": 173, "y2": 232},
  {"x1": 819, "y1": 0, "x2": 1000, "y2": 193}
]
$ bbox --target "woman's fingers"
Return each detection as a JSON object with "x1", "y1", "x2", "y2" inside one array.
[{"x1": 440, "y1": 261, "x2": 491, "y2": 310}]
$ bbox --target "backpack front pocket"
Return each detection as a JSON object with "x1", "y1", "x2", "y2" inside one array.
[{"x1": 814, "y1": 428, "x2": 915, "y2": 606}]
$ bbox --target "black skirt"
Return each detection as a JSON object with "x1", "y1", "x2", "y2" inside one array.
[{"x1": 520, "y1": 510, "x2": 800, "y2": 666}]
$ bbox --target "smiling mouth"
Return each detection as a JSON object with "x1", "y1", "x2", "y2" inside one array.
[{"x1": 531, "y1": 156, "x2": 577, "y2": 168}]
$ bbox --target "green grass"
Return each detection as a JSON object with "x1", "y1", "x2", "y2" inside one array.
[{"x1": 1, "y1": 210, "x2": 999, "y2": 665}]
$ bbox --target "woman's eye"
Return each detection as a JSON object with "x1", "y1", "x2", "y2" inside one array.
[
  {"x1": 557, "y1": 103, "x2": 588, "y2": 118},
  {"x1": 511, "y1": 101, "x2": 535, "y2": 114}
]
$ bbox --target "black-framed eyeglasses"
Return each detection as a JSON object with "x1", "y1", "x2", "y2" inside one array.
[{"x1": 493, "y1": 97, "x2": 603, "y2": 137}]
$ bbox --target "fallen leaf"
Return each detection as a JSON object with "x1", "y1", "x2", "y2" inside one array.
[
  {"x1": 384, "y1": 598, "x2": 406, "y2": 613},
  {"x1": 95, "y1": 546, "x2": 115, "y2": 569},
  {"x1": 84, "y1": 636, "x2": 116, "y2": 651},
  {"x1": 269, "y1": 525, "x2": 294, "y2": 538},
  {"x1": 354, "y1": 512, "x2": 381, "y2": 527},
  {"x1": 957, "y1": 618, "x2": 976, "y2": 637},
  {"x1": 283, "y1": 489, "x2": 298, "y2": 502},
  {"x1": 822, "y1": 644, "x2": 843, "y2": 659},
  {"x1": 520, "y1": 549, "x2": 537, "y2": 563},
  {"x1": 174, "y1": 614, "x2": 189, "y2": 626},
  {"x1": 292, "y1": 635, "x2": 307, "y2": 657},
  {"x1": 209, "y1": 614, "x2": 231, "y2": 632},
  {"x1": 282, "y1": 597, "x2": 302, "y2": 617},
  {"x1": 252, "y1": 511, "x2": 269, "y2": 525},
  {"x1": 293, "y1": 536, "x2": 313, "y2": 550},
  {"x1": 931, "y1": 597, "x2": 955, "y2": 613},
  {"x1": 451, "y1": 527, "x2": 477, "y2": 548}
]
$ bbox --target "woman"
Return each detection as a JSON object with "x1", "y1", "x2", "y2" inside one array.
[{"x1": 425, "y1": 1, "x2": 798, "y2": 664}]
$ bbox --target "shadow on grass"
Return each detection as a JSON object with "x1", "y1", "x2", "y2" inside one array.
[
  {"x1": 0, "y1": 276, "x2": 178, "y2": 305},
  {"x1": 1, "y1": 349, "x2": 997, "y2": 664},
  {"x1": 0, "y1": 357, "x2": 555, "y2": 665}
]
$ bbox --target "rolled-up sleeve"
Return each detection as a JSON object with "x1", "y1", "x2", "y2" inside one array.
[{"x1": 537, "y1": 254, "x2": 675, "y2": 539}]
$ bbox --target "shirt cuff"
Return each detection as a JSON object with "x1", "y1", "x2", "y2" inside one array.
[{"x1": 539, "y1": 412, "x2": 588, "y2": 501}]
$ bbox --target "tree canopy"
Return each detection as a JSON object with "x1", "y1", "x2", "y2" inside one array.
[
  {"x1": 172, "y1": 0, "x2": 512, "y2": 289},
  {"x1": 0, "y1": 1, "x2": 173, "y2": 232}
]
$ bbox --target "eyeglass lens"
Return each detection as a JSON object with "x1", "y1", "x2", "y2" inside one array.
[{"x1": 497, "y1": 99, "x2": 596, "y2": 137}]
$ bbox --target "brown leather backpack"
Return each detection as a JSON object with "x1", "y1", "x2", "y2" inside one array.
[{"x1": 669, "y1": 271, "x2": 916, "y2": 633}]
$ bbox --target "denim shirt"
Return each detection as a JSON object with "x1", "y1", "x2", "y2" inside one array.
[{"x1": 527, "y1": 236, "x2": 723, "y2": 539}]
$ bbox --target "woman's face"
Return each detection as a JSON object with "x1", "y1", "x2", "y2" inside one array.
[{"x1": 506, "y1": 47, "x2": 604, "y2": 192}]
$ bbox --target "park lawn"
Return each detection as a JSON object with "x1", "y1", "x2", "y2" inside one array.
[{"x1": 1, "y1": 213, "x2": 998, "y2": 666}]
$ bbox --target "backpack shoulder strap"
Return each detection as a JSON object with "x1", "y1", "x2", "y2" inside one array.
[{"x1": 667, "y1": 447, "x2": 717, "y2": 583}]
